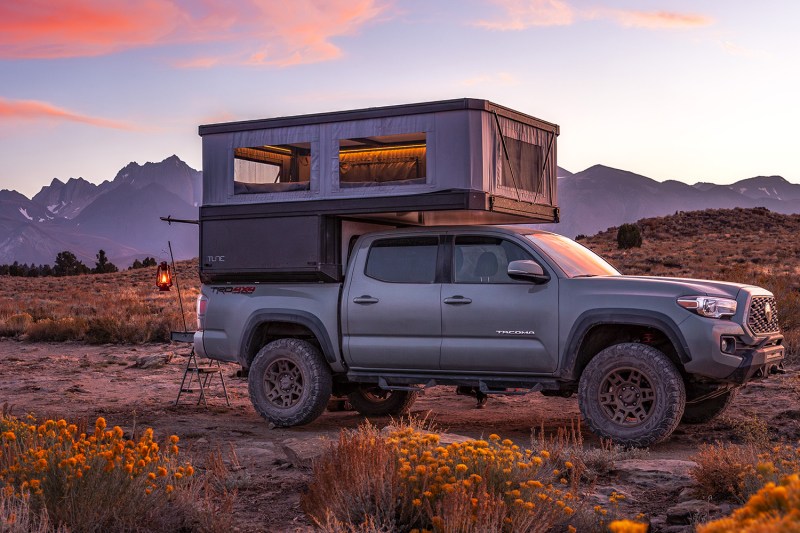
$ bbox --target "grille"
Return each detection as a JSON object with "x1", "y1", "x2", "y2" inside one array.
[{"x1": 748, "y1": 296, "x2": 780, "y2": 334}]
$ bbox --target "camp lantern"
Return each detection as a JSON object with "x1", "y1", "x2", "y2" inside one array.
[{"x1": 156, "y1": 261, "x2": 173, "y2": 291}]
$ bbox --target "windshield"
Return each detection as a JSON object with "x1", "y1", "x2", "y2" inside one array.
[{"x1": 525, "y1": 233, "x2": 620, "y2": 278}]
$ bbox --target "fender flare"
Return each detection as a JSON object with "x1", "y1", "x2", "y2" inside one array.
[
  {"x1": 561, "y1": 309, "x2": 691, "y2": 380},
  {"x1": 239, "y1": 309, "x2": 338, "y2": 366}
]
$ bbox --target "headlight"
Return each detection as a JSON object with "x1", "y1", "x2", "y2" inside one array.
[{"x1": 677, "y1": 296, "x2": 737, "y2": 318}]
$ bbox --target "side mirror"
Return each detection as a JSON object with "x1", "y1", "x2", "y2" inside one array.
[{"x1": 508, "y1": 260, "x2": 550, "y2": 284}]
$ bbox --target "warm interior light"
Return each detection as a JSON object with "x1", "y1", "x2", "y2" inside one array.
[
  {"x1": 339, "y1": 143, "x2": 426, "y2": 154},
  {"x1": 156, "y1": 261, "x2": 173, "y2": 291}
]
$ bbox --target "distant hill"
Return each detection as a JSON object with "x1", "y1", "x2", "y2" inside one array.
[
  {"x1": 580, "y1": 207, "x2": 800, "y2": 281},
  {"x1": 552, "y1": 165, "x2": 800, "y2": 237},
  {"x1": 0, "y1": 156, "x2": 199, "y2": 267}
]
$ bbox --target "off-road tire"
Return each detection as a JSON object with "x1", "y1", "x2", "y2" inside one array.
[
  {"x1": 347, "y1": 388, "x2": 418, "y2": 416},
  {"x1": 578, "y1": 343, "x2": 686, "y2": 447},
  {"x1": 681, "y1": 388, "x2": 738, "y2": 424},
  {"x1": 248, "y1": 338, "x2": 332, "y2": 427}
]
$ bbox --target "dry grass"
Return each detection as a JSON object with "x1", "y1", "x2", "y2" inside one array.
[
  {"x1": 582, "y1": 207, "x2": 800, "y2": 364},
  {"x1": 0, "y1": 260, "x2": 198, "y2": 344}
]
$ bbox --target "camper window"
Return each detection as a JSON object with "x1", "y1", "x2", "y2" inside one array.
[
  {"x1": 233, "y1": 143, "x2": 311, "y2": 194},
  {"x1": 339, "y1": 133, "x2": 426, "y2": 188},
  {"x1": 500, "y1": 137, "x2": 543, "y2": 194}
]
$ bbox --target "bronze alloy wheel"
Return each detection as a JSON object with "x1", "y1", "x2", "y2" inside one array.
[
  {"x1": 578, "y1": 342, "x2": 686, "y2": 447},
  {"x1": 597, "y1": 367, "x2": 656, "y2": 426},
  {"x1": 248, "y1": 338, "x2": 332, "y2": 427},
  {"x1": 264, "y1": 358, "x2": 305, "y2": 408}
]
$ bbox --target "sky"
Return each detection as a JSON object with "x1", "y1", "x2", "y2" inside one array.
[{"x1": 1, "y1": 0, "x2": 799, "y2": 198}]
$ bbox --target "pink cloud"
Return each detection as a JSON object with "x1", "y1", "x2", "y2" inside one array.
[
  {"x1": 478, "y1": 1, "x2": 711, "y2": 31},
  {"x1": 477, "y1": 0, "x2": 574, "y2": 29},
  {"x1": 0, "y1": 1, "x2": 181, "y2": 59},
  {"x1": 0, "y1": 0, "x2": 388, "y2": 67},
  {"x1": 0, "y1": 97, "x2": 134, "y2": 130},
  {"x1": 609, "y1": 10, "x2": 712, "y2": 29}
]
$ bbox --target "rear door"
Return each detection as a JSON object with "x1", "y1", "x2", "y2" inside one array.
[
  {"x1": 440, "y1": 234, "x2": 558, "y2": 373},
  {"x1": 343, "y1": 235, "x2": 442, "y2": 370}
]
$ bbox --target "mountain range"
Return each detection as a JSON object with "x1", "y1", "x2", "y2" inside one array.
[
  {"x1": 554, "y1": 165, "x2": 800, "y2": 238},
  {"x1": 1, "y1": 157, "x2": 798, "y2": 266},
  {"x1": 0, "y1": 156, "x2": 200, "y2": 267}
]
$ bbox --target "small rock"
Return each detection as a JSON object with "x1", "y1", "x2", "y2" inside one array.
[
  {"x1": 196, "y1": 438, "x2": 208, "y2": 445},
  {"x1": 268, "y1": 422, "x2": 277, "y2": 430},
  {"x1": 133, "y1": 353, "x2": 172, "y2": 369},
  {"x1": 65, "y1": 385, "x2": 89, "y2": 394},
  {"x1": 666, "y1": 499, "x2": 720, "y2": 525},
  {"x1": 280, "y1": 437, "x2": 329, "y2": 469},
  {"x1": 614, "y1": 459, "x2": 698, "y2": 493}
]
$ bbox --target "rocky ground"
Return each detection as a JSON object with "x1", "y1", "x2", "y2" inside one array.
[{"x1": 0, "y1": 339, "x2": 797, "y2": 532}]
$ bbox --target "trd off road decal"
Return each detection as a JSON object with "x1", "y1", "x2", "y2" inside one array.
[{"x1": 212, "y1": 286, "x2": 256, "y2": 295}]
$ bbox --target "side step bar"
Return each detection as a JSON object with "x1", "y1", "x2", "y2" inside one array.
[
  {"x1": 378, "y1": 377, "x2": 436, "y2": 392},
  {"x1": 370, "y1": 375, "x2": 551, "y2": 396}
]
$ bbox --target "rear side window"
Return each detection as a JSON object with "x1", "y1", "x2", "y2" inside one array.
[{"x1": 365, "y1": 237, "x2": 438, "y2": 283}]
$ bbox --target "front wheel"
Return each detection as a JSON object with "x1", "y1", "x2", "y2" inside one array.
[
  {"x1": 578, "y1": 343, "x2": 685, "y2": 447},
  {"x1": 248, "y1": 338, "x2": 332, "y2": 427},
  {"x1": 347, "y1": 387, "x2": 417, "y2": 416}
]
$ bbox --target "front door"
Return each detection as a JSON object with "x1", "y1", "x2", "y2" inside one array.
[
  {"x1": 344, "y1": 235, "x2": 442, "y2": 370},
  {"x1": 440, "y1": 235, "x2": 558, "y2": 373}
]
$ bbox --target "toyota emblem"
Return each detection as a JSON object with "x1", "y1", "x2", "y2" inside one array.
[{"x1": 764, "y1": 302, "x2": 773, "y2": 323}]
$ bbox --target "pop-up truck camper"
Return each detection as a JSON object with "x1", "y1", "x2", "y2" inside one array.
[{"x1": 198, "y1": 98, "x2": 559, "y2": 282}]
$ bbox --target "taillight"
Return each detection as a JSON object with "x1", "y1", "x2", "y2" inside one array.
[{"x1": 197, "y1": 294, "x2": 208, "y2": 331}]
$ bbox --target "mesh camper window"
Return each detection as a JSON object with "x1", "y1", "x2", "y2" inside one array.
[
  {"x1": 339, "y1": 133, "x2": 426, "y2": 187},
  {"x1": 500, "y1": 137, "x2": 543, "y2": 194},
  {"x1": 233, "y1": 143, "x2": 311, "y2": 194}
]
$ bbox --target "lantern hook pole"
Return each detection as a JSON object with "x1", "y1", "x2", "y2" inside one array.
[{"x1": 168, "y1": 241, "x2": 188, "y2": 333}]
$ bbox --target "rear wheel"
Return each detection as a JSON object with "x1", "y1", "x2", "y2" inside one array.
[
  {"x1": 682, "y1": 388, "x2": 738, "y2": 424},
  {"x1": 347, "y1": 387, "x2": 417, "y2": 416},
  {"x1": 578, "y1": 343, "x2": 685, "y2": 447},
  {"x1": 248, "y1": 338, "x2": 332, "y2": 427}
]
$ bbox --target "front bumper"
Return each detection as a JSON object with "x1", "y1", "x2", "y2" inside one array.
[
  {"x1": 680, "y1": 316, "x2": 785, "y2": 383},
  {"x1": 725, "y1": 334, "x2": 785, "y2": 384}
]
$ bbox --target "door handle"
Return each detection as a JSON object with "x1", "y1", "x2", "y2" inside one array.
[
  {"x1": 353, "y1": 295, "x2": 379, "y2": 304},
  {"x1": 443, "y1": 296, "x2": 472, "y2": 305}
]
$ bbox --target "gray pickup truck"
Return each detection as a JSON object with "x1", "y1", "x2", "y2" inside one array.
[{"x1": 194, "y1": 225, "x2": 785, "y2": 446}]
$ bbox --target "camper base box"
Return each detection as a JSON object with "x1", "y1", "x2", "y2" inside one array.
[{"x1": 200, "y1": 215, "x2": 344, "y2": 283}]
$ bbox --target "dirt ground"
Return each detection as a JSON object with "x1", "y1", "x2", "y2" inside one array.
[{"x1": 1, "y1": 339, "x2": 798, "y2": 532}]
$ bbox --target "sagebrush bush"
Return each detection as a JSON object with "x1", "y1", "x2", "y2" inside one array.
[
  {"x1": 691, "y1": 442, "x2": 800, "y2": 503},
  {"x1": 697, "y1": 474, "x2": 800, "y2": 532},
  {"x1": 303, "y1": 423, "x2": 584, "y2": 532},
  {"x1": 691, "y1": 442, "x2": 760, "y2": 502},
  {"x1": 0, "y1": 313, "x2": 32, "y2": 338},
  {"x1": 0, "y1": 413, "x2": 227, "y2": 532},
  {"x1": 25, "y1": 317, "x2": 87, "y2": 342}
]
